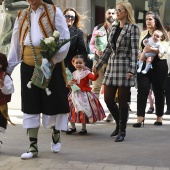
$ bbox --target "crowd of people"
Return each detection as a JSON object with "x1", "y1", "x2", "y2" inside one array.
[{"x1": 0, "y1": 0, "x2": 170, "y2": 159}]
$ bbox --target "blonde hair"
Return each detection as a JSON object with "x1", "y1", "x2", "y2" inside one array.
[{"x1": 117, "y1": 1, "x2": 135, "y2": 24}]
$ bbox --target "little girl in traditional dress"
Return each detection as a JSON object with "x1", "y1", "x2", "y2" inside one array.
[
  {"x1": 66, "y1": 55, "x2": 106, "y2": 135},
  {"x1": 0, "y1": 53, "x2": 15, "y2": 147}
]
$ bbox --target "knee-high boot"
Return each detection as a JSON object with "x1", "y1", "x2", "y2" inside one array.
[
  {"x1": 115, "y1": 107, "x2": 129, "y2": 142},
  {"x1": 110, "y1": 103, "x2": 119, "y2": 137}
]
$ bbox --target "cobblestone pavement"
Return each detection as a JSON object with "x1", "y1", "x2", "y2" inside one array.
[
  {"x1": 1, "y1": 110, "x2": 170, "y2": 170},
  {"x1": 1, "y1": 154, "x2": 170, "y2": 170}
]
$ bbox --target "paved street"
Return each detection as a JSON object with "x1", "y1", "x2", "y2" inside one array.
[{"x1": 1, "y1": 64, "x2": 170, "y2": 170}]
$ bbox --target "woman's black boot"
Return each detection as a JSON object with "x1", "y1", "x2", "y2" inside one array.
[
  {"x1": 110, "y1": 103, "x2": 119, "y2": 137},
  {"x1": 110, "y1": 125, "x2": 119, "y2": 137},
  {"x1": 115, "y1": 107, "x2": 128, "y2": 142},
  {"x1": 115, "y1": 131, "x2": 126, "y2": 142}
]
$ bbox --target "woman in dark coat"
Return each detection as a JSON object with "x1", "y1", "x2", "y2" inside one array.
[{"x1": 63, "y1": 8, "x2": 88, "y2": 73}]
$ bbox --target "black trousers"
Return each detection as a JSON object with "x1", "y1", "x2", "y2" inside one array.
[
  {"x1": 137, "y1": 57, "x2": 168, "y2": 117},
  {"x1": 165, "y1": 75, "x2": 170, "y2": 111}
]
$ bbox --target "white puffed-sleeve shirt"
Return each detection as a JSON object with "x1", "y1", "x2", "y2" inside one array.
[{"x1": 7, "y1": 6, "x2": 70, "y2": 75}]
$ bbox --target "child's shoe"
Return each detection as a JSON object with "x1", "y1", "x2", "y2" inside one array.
[
  {"x1": 66, "y1": 128, "x2": 76, "y2": 135},
  {"x1": 79, "y1": 129, "x2": 87, "y2": 135}
]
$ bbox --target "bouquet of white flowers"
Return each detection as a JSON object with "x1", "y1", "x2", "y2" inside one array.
[
  {"x1": 27, "y1": 30, "x2": 76, "y2": 95},
  {"x1": 94, "y1": 30, "x2": 107, "y2": 52},
  {"x1": 40, "y1": 30, "x2": 71, "y2": 61},
  {"x1": 40, "y1": 31, "x2": 76, "y2": 79}
]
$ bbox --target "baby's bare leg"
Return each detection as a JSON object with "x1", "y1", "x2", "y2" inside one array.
[
  {"x1": 139, "y1": 52, "x2": 146, "y2": 62},
  {"x1": 146, "y1": 56, "x2": 154, "y2": 64},
  {"x1": 142, "y1": 56, "x2": 153, "y2": 74},
  {"x1": 137, "y1": 52, "x2": 146, "y2": 73}
]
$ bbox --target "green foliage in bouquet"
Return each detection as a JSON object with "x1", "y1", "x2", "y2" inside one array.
[{"x1": 40, "y1": 30, "x2": 77, "y2": 60}]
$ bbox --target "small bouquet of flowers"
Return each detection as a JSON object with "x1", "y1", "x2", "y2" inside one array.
[
  {"x1": 27, "y1": 30, "x2": 76, "y2": 95},
  {"x1": 40, "y1": 30, "x2": 76, "y2": 79},
  {"x1": 94, "y1": 30, "x2": 107, "y2": 52},
  {"x1": 66, "y1": 68, "x2": 80, "y2": 92}
]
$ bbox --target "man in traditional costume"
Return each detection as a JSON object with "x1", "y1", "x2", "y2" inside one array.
[{"x1": 7, "y1": 0, "x2": 70, "y2": 159}]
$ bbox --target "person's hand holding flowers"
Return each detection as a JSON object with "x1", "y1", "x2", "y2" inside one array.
[{"x1": 40, "y1": 30, "x2": 76, "y2": 79}]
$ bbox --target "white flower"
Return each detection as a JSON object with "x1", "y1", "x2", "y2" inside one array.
[
  {"x1": 43, "y1": 38, "x2": 50, "y2": 44},
  {"x1": 44, "y1": 37, "x2": 55, "y2": 44},
  {"x1": 49, "y1": 37, "x2": 55, "y2": 42},
  {"x1": 53, "y1": 30, "x2": 60, "y2": 38}
]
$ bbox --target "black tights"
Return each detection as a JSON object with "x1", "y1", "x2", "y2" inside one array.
[
  {"x1": 104, "y1": 86, "x2": 130, "y2": 111},
  {"x1": 104, "y1": 86, "x2": 130, "y2": 132}
]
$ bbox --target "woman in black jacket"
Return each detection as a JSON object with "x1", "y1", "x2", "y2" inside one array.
[{"x1": 63, "y1": 8, "x2": 88, "y2": 73}]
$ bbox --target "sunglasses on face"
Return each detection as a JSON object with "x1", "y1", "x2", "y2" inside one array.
[
  {"x1": 64, "y1": 15, "x2": 75, "y2": 21},
  {"x1": 116, "y1": 9, "x2": 125, "y2": 13}
]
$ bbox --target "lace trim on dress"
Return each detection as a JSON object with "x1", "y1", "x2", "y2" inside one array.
[{"x1": 73, "y1": 70, "x2": 90, "y2": 84}]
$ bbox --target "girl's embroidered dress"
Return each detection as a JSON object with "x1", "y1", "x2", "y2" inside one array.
[{"x1": 68, "y1": 69, "x2": 106, "y2": 124}]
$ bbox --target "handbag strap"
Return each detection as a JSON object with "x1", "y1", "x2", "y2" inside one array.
[{"x1": 27, "y1": 9, "x2": 38, "y2": 63}]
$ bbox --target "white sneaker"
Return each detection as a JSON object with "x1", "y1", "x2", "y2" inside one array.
[
  {"x1": 106, "y1": 113, "x2": 113, "y2": 122},
  {"x1": 21, "y1": 152, "x2": 37, "y2": 160},
  {"x1": 51, "y1": 142, "x2": 61, "y2": 153}
]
